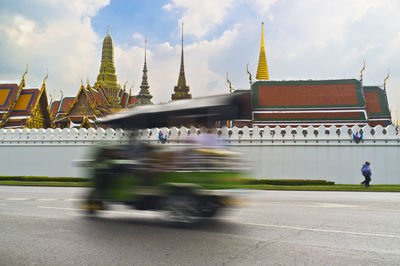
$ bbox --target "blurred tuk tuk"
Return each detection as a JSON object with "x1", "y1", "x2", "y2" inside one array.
[{"x1": 81, "y1": 93, "x2": 249, "y2": 222}]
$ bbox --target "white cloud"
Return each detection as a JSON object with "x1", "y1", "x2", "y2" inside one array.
[
  {"x1": 132, "y1": 33, "x2": 145, "y2": 43},
  {"x1": 163, "y1": 0, "x2": 234, "y2": 38},
  {"x1": 248, "y1": 0, "x2": 276, "y2": 15},
  {"x1": 0, "y1": 0, "x2": 109, "y2": 99}
]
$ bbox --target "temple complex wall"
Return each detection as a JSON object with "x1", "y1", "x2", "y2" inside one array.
[{"x1": 0, "y1": 126, "x2": 399, "y2": 184}]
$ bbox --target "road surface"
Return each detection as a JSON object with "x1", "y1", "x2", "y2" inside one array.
[{"x1": 1, "y1": 186, "x2": 400, "y2": 265}]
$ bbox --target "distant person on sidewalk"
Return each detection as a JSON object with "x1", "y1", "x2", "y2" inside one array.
[{"x1": 361, "y1": 161, "x2": 372, "y2": 187}]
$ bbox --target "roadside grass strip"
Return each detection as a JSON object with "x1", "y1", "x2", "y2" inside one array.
[{"x1": 0, "y1": 176, "x2": 399, "y2": 192}]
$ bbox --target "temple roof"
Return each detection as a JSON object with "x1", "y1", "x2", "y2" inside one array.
[
  {"x1": 120, "y1": 92, "x2": 128, "y2": 108},
  {"x1": 50, "y1": 100, "x2": 61, "y2": 117},
  {"x1": 252, "y1": 79, "x2": 365, "y2": 109},
  {"x1": 9, "y1": 88, "x2": 40, "y2": 117},
  {"x1": 364, "y1": 86, "x2": 391, "y2": 120},
  {"x1": 0, "y1": 84, "x2": 20, "y2": 111},
  {"x1": 249, "y1": 79, "x2": 371, "y2": 126},
  {"x1": 56, "y1": 97, "x2": 75, "y2": 118},
  {"x1": 128, "y1": 95, "x2": 138, "y2": 105}
]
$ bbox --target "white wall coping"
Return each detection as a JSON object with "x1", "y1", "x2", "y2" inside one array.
[{"x1": 0, "y1": 125, "x2": 399, "y2": 144}]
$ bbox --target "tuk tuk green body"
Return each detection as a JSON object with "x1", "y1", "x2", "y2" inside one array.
[{"x1": 84, "y1": 144, "x2": 247, "y2": 220}]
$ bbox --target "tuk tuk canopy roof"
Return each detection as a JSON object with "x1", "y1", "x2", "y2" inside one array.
[{"x1": 96, "y1": 93, "x2": 247, "y2": 129}]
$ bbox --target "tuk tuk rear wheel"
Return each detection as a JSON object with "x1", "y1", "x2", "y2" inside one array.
[{"x1": 163, "y1": 195, "x2": 201, "y2": 223}]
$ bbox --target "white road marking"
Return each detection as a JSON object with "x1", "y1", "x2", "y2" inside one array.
[
  {"x1": 37, "y1": 198, "x2": 58, "y2": 201},
  {"x1": 224, "y1": 220, "x2": 400, "y2": 239},
  {"x1": 310, "y1": 203, "x2": 361, "y2": 208},
  {"x1": 37, "y1": 206, "x2": 80, "y2": 211},
  {"x1": 0, "y1": 203, "x2": 7, "y2": 205},
  {"x1": 65, "y1": 199, "x2": 83, "y2": 202},
  {"x1": 36, "y1": 206, "x2": 160, "y2": 218},
  {"x1": 248, "y1": 201, "x2": 362, "y2": 208},
  {"x1": 6, "y1": 198, "x2": 31, "y2": 201}
]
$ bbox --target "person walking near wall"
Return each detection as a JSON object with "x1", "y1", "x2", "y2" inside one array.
[{"x1": 361, "y1": 161, "x2": 372, "y2": 187}]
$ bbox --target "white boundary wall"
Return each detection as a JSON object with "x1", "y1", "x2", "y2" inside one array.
[{"x1": 0, "y1": 125, "x2": 399, "y2": 184}]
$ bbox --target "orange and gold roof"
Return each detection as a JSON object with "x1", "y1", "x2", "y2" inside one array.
[{"x1": 0, "y1": 84, "x2": 20, "y2": 110}]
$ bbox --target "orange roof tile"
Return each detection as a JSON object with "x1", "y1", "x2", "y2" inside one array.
[
  {"x1": 10, "y1": 89, "x2": 39, "y2": 116},
  {"x1": 128, "y1": 96, "x2": 137, "y2": 105},
  {"x1": 0, "y1": 84, "x2": 20, "y2": 110},
  {"x1": 253, "y1": 79, "x2": 363, "y2": 109},
  {"x1": 120, "y1": 92, "x2": 128, "y2": 107},
  {"x1": 58, "y1": 97, "x2": 75, "y2": 113},
  {"x1": 50, "y1": 101, "x2": 61, "y2": 117}
]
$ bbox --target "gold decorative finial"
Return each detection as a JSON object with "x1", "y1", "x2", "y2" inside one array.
[
  {"x1": 226, "y1": 72, "x2": 232, "y2": 94},
  {"x1": 246, "y1": 63, "x2": 253, "y2": 85},
  {"x1": 360, "y1": 59, "x2": 366, "y2": 80},
  {"x1": 42, "y1": 69, "x2": 48, "y2": 88},
  {"x1": 256, "y1": 22, "x2": 270, "y2": 80},
  {"x1": 107, "y1": 25, "x2": 110, "y2": 35},
  {"x1": 87, "y1": 76, "x2": 90, "y2": 85},
  {"x1": 20, "y1": 64, "x2": 28, "y2": 88},
  {"x1": 384, "y1": 69, "x2": 390, "y2": 88},
  {"x1": 81, "y1": 78, "x2": 84, "y2": 86},
  {"x1": 123, "y1": 80, "x2": 128, "y2": 92}
]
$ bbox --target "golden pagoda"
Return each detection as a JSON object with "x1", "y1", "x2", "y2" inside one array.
[
  {"x1": 96, "y1": 27, "x2": 121, "y2": 110},
  {"x1": 256, "y1": 22, "x2": 270, "y2": 80}
]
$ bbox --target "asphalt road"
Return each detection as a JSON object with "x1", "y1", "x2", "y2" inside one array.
[{"x1": 1, "y1": 186, "x2": 400, "y2": 265}]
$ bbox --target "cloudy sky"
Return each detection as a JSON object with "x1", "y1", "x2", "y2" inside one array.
[{"x1": 0, "y1": 0, "x2": 399, "y2": 117}]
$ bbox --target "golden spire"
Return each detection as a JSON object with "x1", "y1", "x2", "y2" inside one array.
[
  {"x1": 171, "y1": 21, "x2": 191, "y2": 100},
  {"x1": 256, "y1": 22, "x2": 269, "y2": 80}
]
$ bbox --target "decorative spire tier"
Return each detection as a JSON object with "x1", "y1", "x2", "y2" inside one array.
[
  {"x1": 171, "y1": 22, "x2": 191, "y2": 100},
  {"x1": 256, "y1": 22, "x2": 270, "y2": 80},
  {"x1": 96, "y1": 27, "x2": 120, "y2": 109},
  {"x1": 136, "y1": 38, "x2": 153, "y2": 105}
]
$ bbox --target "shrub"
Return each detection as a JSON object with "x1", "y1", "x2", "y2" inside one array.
[
  {"x1": 0, "y1": 176, "x2": 89, "y2": 182},
  {"x1": 241, "y1": 179, "x2": 335, "y2": 186}
]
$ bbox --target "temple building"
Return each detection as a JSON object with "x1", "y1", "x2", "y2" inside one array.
[
  {"x1": 0, "y1": 69, "x2": 52, "y2": 129},
  {"x1": 50, "y1": 29, "x2": 138, "y2": 128},
  {"x1": 233, "y1": 23, "x2": 392, "y2": 127},
  {"x1": 171, "y1": 23, "x2": 192, "y2": 100}
]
